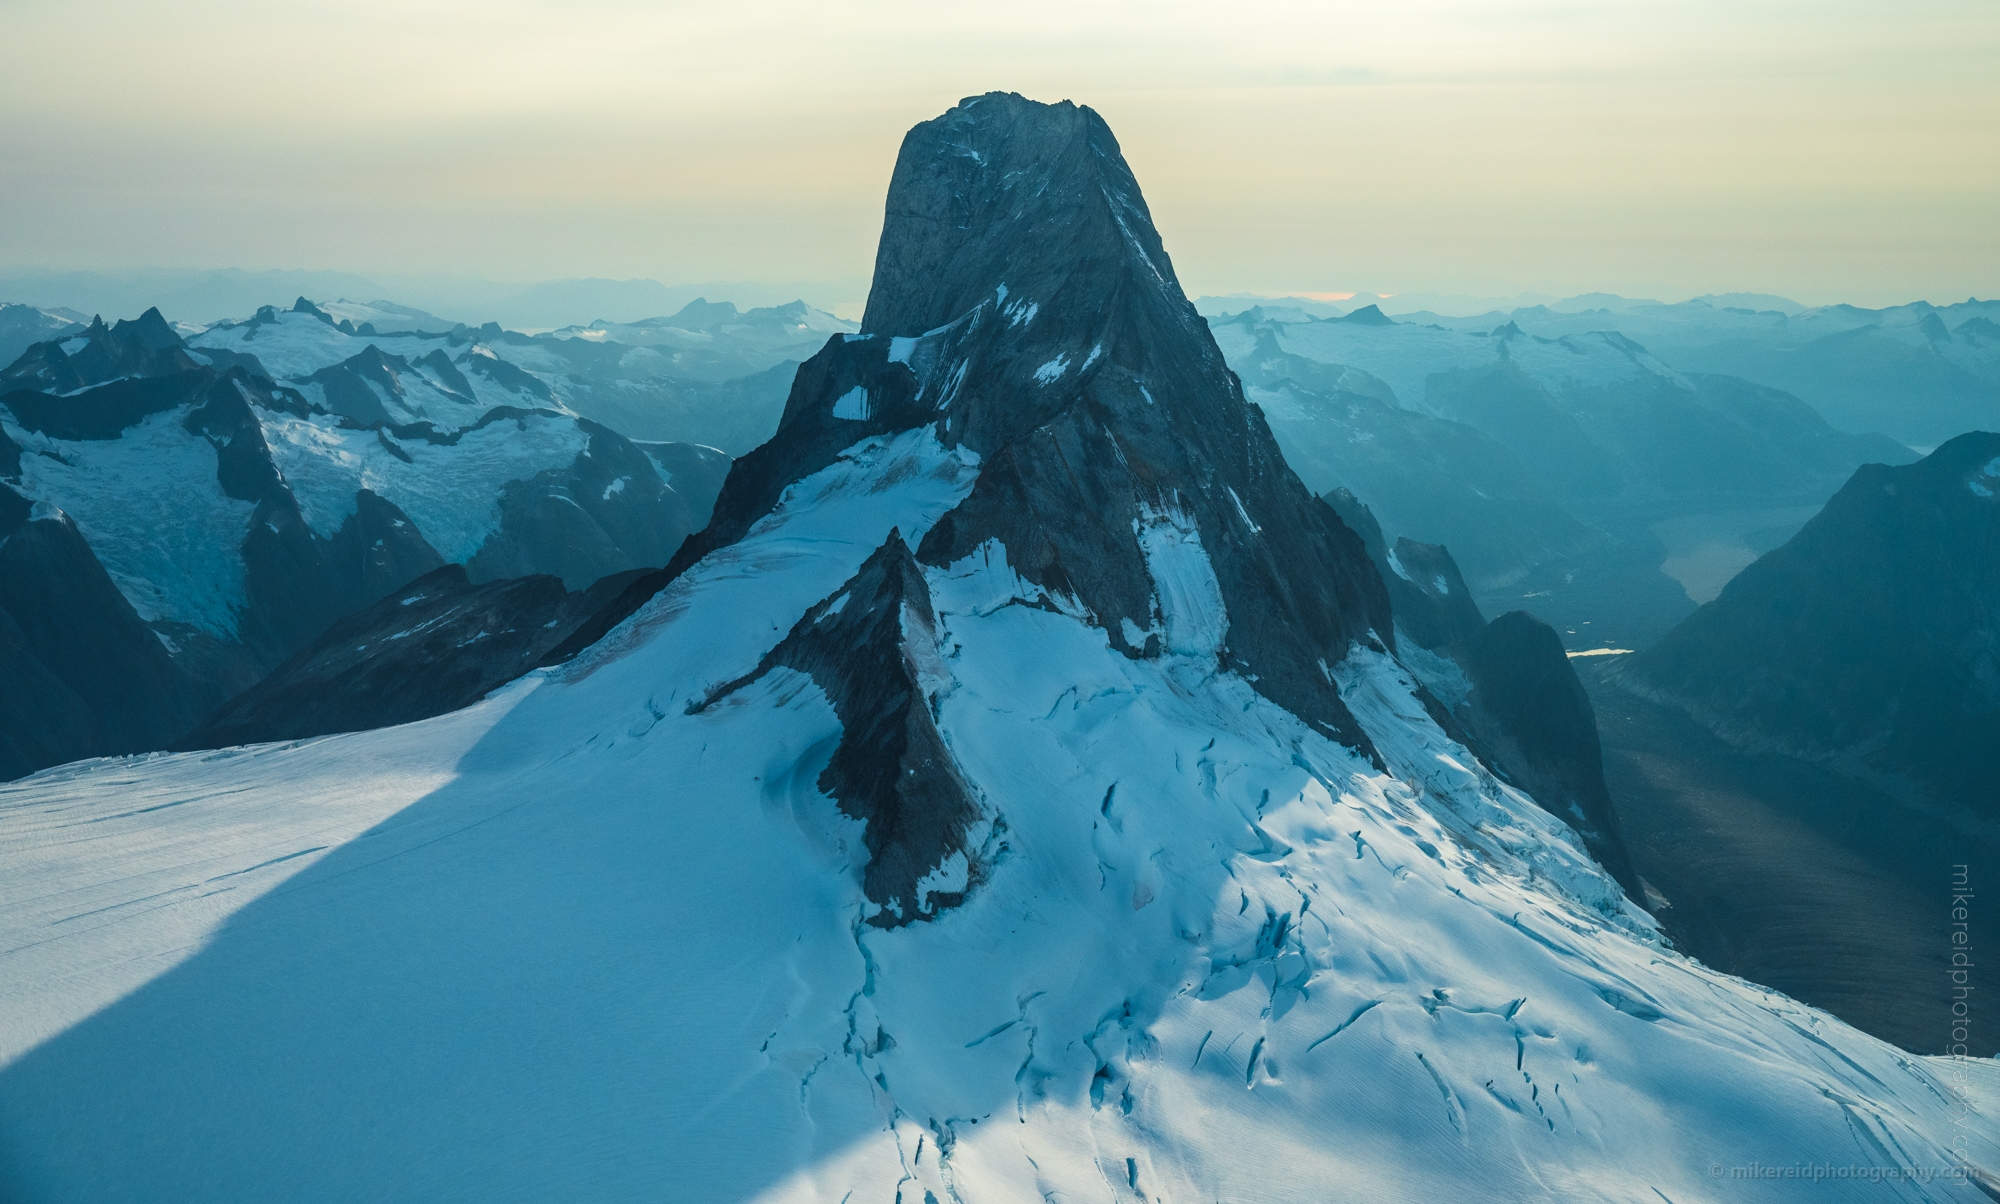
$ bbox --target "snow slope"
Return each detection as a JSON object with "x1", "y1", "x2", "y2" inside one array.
[{"x1": 2, "y1": 419, "x2": 1995, "y2": 1202}]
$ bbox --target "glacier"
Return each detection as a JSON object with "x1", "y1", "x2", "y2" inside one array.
[
  {"x1": 3, "y1": 423, "x2": 1995, "y2": 1200},
  {"x1": 2, "y1": 91, "x2": 1995, "y2": 1203}
]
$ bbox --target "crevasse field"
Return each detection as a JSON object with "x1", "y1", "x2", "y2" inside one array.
[{"x1": 2, "y1": 417, "x2": 1994, "y2": 1202}]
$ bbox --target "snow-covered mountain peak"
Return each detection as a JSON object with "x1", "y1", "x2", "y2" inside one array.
[
  {"x1": 2, "y1": 97, "x2": 1996, "y2": 1201},
  {"x1": 0, "y1": 305, "x2": 200, "y2": 397},
  {"x1": 579, "y1": 92, "x2": 1391, "y2": 762}
]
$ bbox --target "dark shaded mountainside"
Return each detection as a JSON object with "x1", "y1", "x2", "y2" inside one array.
[
  {"x1": 0, "y1": 306, "x2": 725, "y2": 779},
  {"x1": 555, "y1": 91, "x2": 1640, "y2": 911},
  {"x1": 0, "y1": 491, "x2": 192, "y2": 775},
  {"x1": 1581, "y1": 660, "x2": 2000, "y2": 1054},
  {"x1": 183, "y1": 564, "x2": 646, "y2": 749},
  {"x1": 1579, "y1": 433, "x2": 2000, "y2": 1052},
  {"x1": 1616, "y1": 431, "x2": 2000, "y2": 813}
]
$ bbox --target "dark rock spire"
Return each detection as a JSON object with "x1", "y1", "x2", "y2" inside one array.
[{"x1": 561, "y1": 92, "x2": 1393, "y2": 755}]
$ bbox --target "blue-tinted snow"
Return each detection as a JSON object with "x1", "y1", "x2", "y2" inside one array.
[
  {"x1": 3, "y1": 409, "x2": 254, "y2": 635},
  {"x1": 261, "y1": 410, "x2": 588, "y2": 563},
  {"x1": 0, "y1": 422, "x2": 1993, "y2": 1202}
]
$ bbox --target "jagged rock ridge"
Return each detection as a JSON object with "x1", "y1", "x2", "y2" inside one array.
[{"x1": 695, "y1": 532, "x2": 986, "y2": 925}]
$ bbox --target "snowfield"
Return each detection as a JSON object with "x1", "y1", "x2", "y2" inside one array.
[{"x1": 1, "y1": 420, "x2": 1993, "y2": 1202}]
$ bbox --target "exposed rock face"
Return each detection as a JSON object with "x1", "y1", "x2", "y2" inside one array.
[
  {"x1": 696, "y1": 533, "x2": 986, "y2": 924},
  {"x1": 565, "y1": 92, "x2": 1391, "y2": 754},
  {"x1": 1620, "y1": 431, "x2": 2000, "y2": 811},
  {"x1": 185, "y1": 563, "x2": 645, "y2": 748},
  {"x1": 879, "y1": 97, "x2": 1389, "y2": 753}
]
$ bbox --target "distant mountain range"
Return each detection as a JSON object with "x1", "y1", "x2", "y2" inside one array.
[
  {"x1": 1349, "y1": 295, "x2": 1995, "y2": 450},
  {"x1": 1208, "y1": 304, "x2": 1918, "y2": 651},
  {"x1": 0, "y1": 268, "x2": 861, "y2": 331},
  {"x1": 187, "y1": 295, "x2": 855, "y2": 454},
  {"x1": 0, "y1": 301, "x2": 739, "y2": 778}
]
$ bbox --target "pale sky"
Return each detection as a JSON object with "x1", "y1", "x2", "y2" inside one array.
[{"x1": 2, "y1": 0, "x2": 1995, "y2": 309}]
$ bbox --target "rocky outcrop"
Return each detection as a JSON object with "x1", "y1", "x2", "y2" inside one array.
[
  {"x1": 694, "y1": 533, "x2": 986, "y2": 925},
  {"x1": 184, "y1": 563, "x2": 645, "y2": 749}
]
